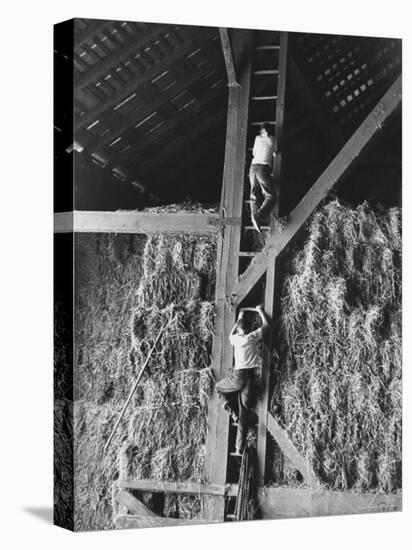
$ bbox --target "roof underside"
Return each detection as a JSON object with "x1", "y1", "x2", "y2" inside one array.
[{"x1": 61, "y1": 19, "x2": 401, "y2": 211}]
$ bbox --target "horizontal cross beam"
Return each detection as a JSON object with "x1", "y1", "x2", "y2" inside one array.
[
  {"x1": 115, "y1": 478, "x2": 238, "y2": 497},
  {"x1": 231, "y1": 76, "x2": 402, "y2": 307},
  {"x1": 54, "y1": 210, "x2": 221, "y2": 234}
]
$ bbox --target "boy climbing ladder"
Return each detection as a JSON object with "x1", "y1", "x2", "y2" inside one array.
[{"x1": 216, "y1": 305, "x2": 270, "y2": 455}]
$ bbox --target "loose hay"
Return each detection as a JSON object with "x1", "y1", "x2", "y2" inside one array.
[{"x1": 270, "y1": 200, "x2": 402, "y2": 492}]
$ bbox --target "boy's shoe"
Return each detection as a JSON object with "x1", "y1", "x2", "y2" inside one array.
[
  {"x1": 230, "y1": 447, "x2": 244, "y2": 457},
  {"x1": 222, "y1": 401, "x2": 239, "y2": 423}
]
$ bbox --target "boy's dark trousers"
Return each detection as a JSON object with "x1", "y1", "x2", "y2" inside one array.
[
  {"x1": 215, "y1": 369, "x2": 256, "y2": 453},
  {"x1": 249, "y1": 163, "x2": 276, "y2": 223}
]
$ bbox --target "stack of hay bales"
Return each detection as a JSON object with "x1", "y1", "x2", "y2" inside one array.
[
  {"x1": 73, "y1": 229, "x2": 216, "y2": 530},
  {"x1": 270, "y1": 200, "x2": 402, "y2": 493},
  {"x1": 125, "y1": 234, "x2": 216, "y2": 518}
]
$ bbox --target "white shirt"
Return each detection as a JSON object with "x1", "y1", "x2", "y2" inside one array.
[
  {"x1": 251, "y1": 135, "x2": 276, "y2": 165},
  {"x1": 229, "y1": 328, "x2": 263, "y2": 370}
]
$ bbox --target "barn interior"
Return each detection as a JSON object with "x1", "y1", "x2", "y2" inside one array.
[{"x1": 54, "y1": 18, "x2": 402, "y2": 531}]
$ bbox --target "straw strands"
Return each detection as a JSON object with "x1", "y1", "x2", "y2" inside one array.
[
  {"x1": 73, "y1": 230, "x2": 216, "y2": 530},
  {"x1": 127, "y1": 233, "x2": 216, "y2": 518},
  {"x1": 270, "y1": 200, "x2": 402, "y2": 492}
]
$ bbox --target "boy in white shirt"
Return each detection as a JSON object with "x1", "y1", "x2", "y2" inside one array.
[
  {"x1": 216, "y1": 305, "x2": 270, "y2": 455},
  {"x1": 249, "y1": 123, "x2": 277, "y2": 232}
]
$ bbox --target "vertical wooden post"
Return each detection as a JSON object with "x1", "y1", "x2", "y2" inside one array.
[
  {"x1": 257, "y1": 32, "x2": 288, "y2": 486},
  {"x1": 204, "y1": 29, "x2": 253, "y2": 522}
]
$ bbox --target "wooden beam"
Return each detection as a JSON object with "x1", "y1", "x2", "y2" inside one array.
[
  {"x1": 114, "y1": 490, "x2": 208, "y2": 527},
  {"x1": 204, "y1": 29, "x2": 253, "y2": 523},
  {"x1": 257, "y1": 486, "x2": 402, "y2": 520},
  {"x1": 289, "y1": 56, "x2": 346, "y2": 152},
  {"x1": 219, "y1": 28, "x2": 239, "y2": 88},
  {"x1": 267, "y1": 413, "x2": 319, "y2": 489},
  {"x1": 116, "y1": 479, "x2": 238, "y2": 497},
  {"x1": 54, "y1": 211, "x2": 220, "y2": 234},
  {"x1": 257, "y1": 32, "x2": 288, "y2": 487},
  {"x1": 231, "y1": 75, "x2": 402, "y2": 307}
]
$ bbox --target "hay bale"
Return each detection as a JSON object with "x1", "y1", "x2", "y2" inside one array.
[
  {"x1": 74, "y1": 224, "x2": 216, "y2": 530},
  {"x1": 127, "y1": 232, "x2": 216, "y2": 518},
  {"x1": 270, "y1": 199, "x2": 402, "y2": 493}
]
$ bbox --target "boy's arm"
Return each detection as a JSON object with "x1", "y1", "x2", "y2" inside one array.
[
  {"x1": 229, "y1": 310, "x2": 244, "y2": 338},
  {"x1": 255, "y1": 305, "x2": 270, "y2": 332}
]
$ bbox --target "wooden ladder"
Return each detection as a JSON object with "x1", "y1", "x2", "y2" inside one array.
[{"x1": 207, "y1": 29, "x2": 288, "y2": 522}]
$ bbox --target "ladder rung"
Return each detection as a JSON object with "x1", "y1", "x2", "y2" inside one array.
[
  {"x1": 249, "y1": 121, "x2": 276, "y2": 126},
  {"x1": 238, "y1": 251, "x2": 256, "y2": 257},
  {"x1": 255, "y1": 45, "x2": 280, "y2": 50},
  {"x1": 253, "y1": 70, "x2": 279, "y2": 75},
  {"x1": 244, "y1": 225, "x2": 270, "y2": 230},
  {"x1": 251, "y1": 95, "x2": 278, "y2": 101}
]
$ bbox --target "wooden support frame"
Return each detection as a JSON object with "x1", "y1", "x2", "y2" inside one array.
[
  {"x1": 267, "y1": 413, "x2": 319, "y2": 488},
  {"x1": 256, "y1": 31, "x2": 288, "y2": 486},
  {"x1": 257, "y1": 486, "x2": 401, "y2": 519},
  {"x1": 115, "y1": 478, "x2": 238, "y2": 497},
  {"x1": 219, "y1": 28, "x2": 240, "y2": 88},
  {"x1": 114, "y1": 490, "x2": 208, "y2": 528},
  {"x1": 204, "y1": 29, "x2": 254, "y2": 522},
  {"x1": 231, "y1": 76, "x2": 402, "y2": 307},
  {"x1": 54, "y1": 210, "x2": 221, "y2": 234}
]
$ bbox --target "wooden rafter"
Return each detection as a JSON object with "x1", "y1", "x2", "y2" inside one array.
[
  {"x1": 138, "y1": 102, "x2": 227, "y2": 174},
  {"x1": 75, "y1": 24, "x2": 163, "y2": 91},
  {"x1": 74, "y1": 19, "x2": 109, "y2": 51},
  {"x1": 75, "y1": 28, "x2": 218, "y2": 130},
  {"x1": 219, "y1": 28, "x2": 240, "y2": 88},
  {"x1": 77, "y1": 44, "x2": 224, "y2": 153},
  {"x1": 231, "y1": 75, "x2": 402, "y2": 307}
]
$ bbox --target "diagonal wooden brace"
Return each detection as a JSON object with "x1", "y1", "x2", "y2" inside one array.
[{"x1": 230, "y1": 76, "x2": 402, "y2": 308}]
